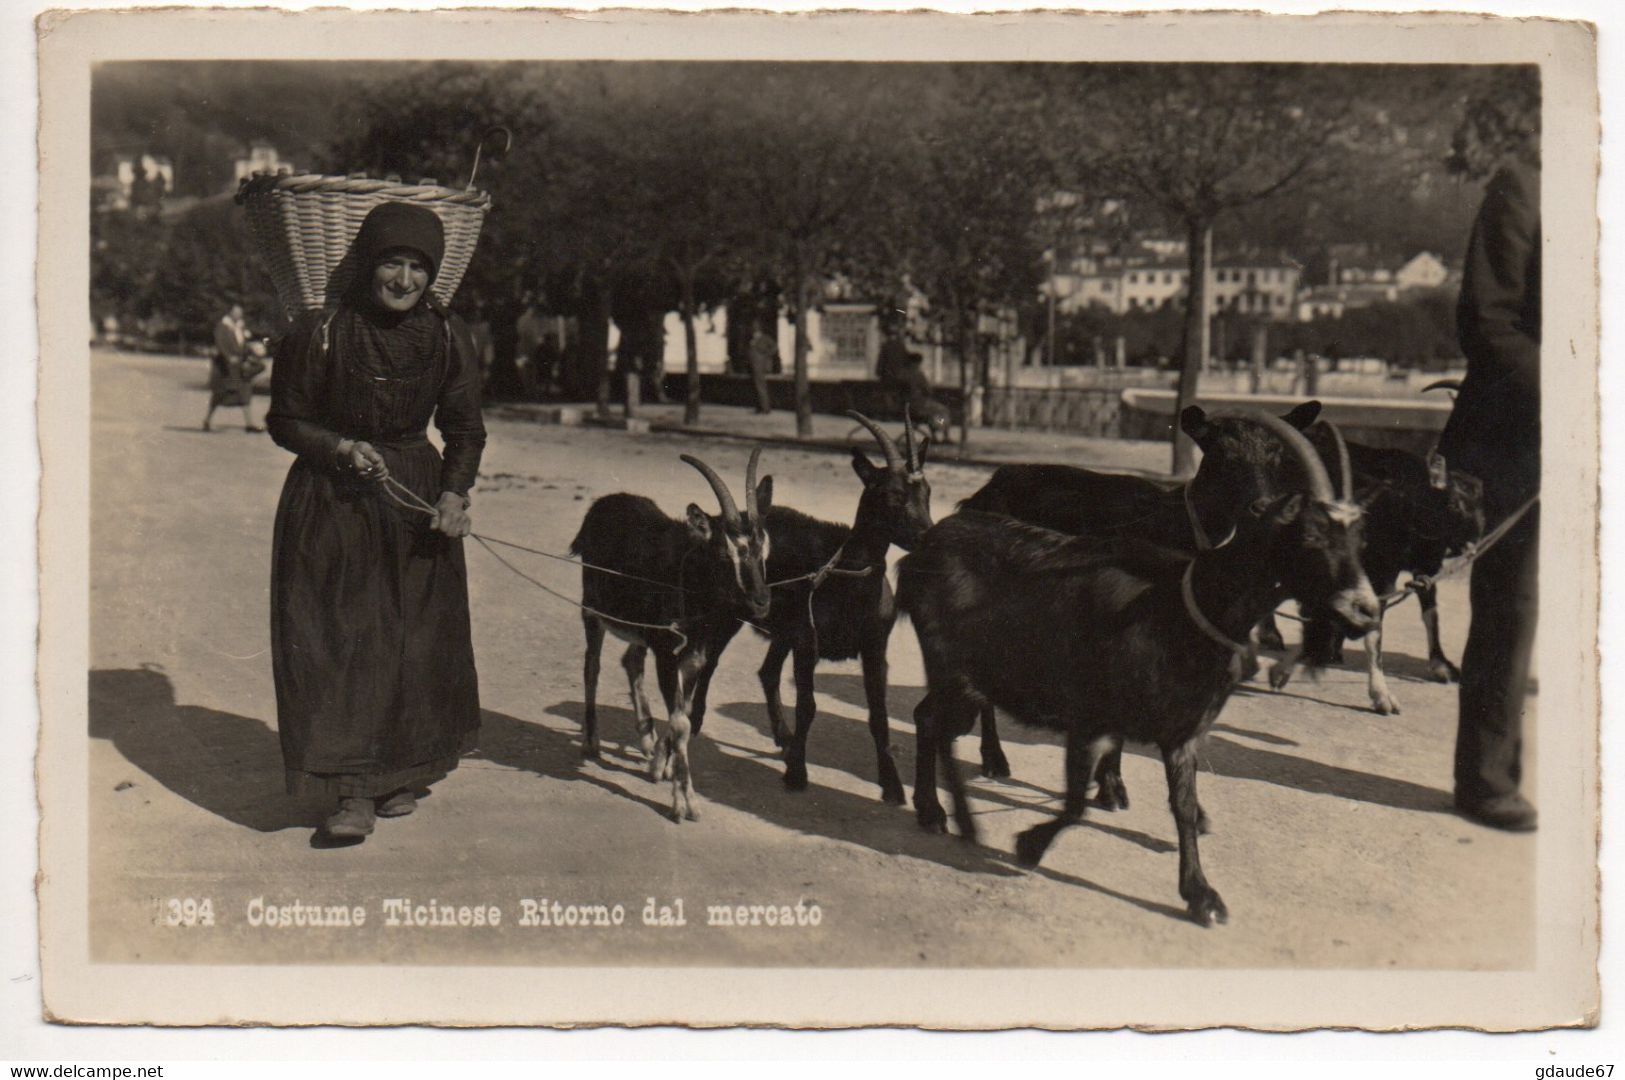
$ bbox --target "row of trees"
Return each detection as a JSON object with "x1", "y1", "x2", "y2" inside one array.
[{"x1": 94, "y1": 61, "x2": 1538, "y2": 470}]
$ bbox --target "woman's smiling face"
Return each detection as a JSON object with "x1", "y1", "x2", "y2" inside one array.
[{"x1": 370, "y1": 249, "x2": 431, "y2": 313}]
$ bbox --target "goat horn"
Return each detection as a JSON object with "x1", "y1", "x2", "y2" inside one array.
[
  {"x1": 680, "y1": 454, "x2": 742, "y2": 529},
  {"x1": 1321, "y1": 421, "x2": 1354, "y2": 503},
  {"x1": 1422, "y1": 379, "x2": 1462, "y2": 393},
  {"x1": 847, "y1": 410, "x2": 903, "y2": 471},
  {"x1": 744, "y1": 446, "x2": 762, "y2": 524},
  {"x1": 1209, "y1": 409, "x2": 1336, "y2": 505},
  {"x1": 903, "y1": 405, "x2": 919, "y2": 472}
]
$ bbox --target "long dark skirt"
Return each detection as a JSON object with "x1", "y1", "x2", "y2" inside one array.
[{"x1": 270, "y1": 443, "x2": 480, "y2": 797}]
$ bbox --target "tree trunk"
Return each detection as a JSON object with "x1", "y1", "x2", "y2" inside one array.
[
  {"x1": 589, "y1": 276, "x2": 614, "y2": 418},
  {"x1": 792, "y1": 269, "x2": 813, "y2": 438},
  {"x1": 1250, "y1": 322, "x2": 1269, "y2": 394},
  {"x1": 1173, "y1": 217, "x2": 1213, "y2": 476},
  {"x1": 679, "y1": 270, "x2": 701, "y2": 427}
]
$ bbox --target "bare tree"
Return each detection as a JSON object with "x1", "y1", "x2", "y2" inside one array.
[
  {"x1": 728, "y1": 66, "x2": 898, "y2": 438},
  {"x1": 1061, "y1": 65, "x2": 1379, "y2": 474}
]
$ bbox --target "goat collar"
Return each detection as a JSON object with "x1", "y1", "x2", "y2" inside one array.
[
  {"x1": 1181, "y1": 560, "x2": 1253, "y2": 661},
  {"x1": 1183, "y1": 483, "x2": 1235, "y2": 552}
]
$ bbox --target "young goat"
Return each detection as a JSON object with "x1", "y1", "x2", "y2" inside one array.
[
  {"x1": 700, "y1": 412, "x2": 934, "y2": 803},
  {"x1": 1264, "y1": 428, "x2": 1486, "y2": 714},
  {"x1": 898, "y1": 414, "x2": 1378, "y2": 926},
  {"x1": 570, "y1": 450, "x2": 773, "y2": 822},
  {"x1": 957, "y1": 400, "x2": 1323, "y2": 786}
]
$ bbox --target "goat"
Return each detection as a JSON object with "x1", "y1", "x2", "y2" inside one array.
[
  {"x1": 570, "y1": 449, "x2": 773, "y2": 822},
  {"x1": 697, "y1": 412, "x2": 933, "y2": 804},
  {"x1": 897, "y1": 413, "x2": 1379, "y2": 925},
  {"x1": 957, "y1": 400, "x2": 1323, "y2": 787},
  {"x1": 1264, "y1": 428, "x2": 1485, "y2": 714}
]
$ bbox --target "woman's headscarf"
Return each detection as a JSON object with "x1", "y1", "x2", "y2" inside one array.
[{"x1": 353, "y1": 202, "x2": 446, "y2": 286}]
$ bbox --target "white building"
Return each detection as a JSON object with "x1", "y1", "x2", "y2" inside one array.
[
  {"x1": 234, "y1": 143, "x2": 296, "y2": 186},
  {"x1": 1051, "y1": 256, "x2": 1301, "y2": 320}
]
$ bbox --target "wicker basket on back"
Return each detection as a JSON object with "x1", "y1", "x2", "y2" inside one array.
[{"x1": 236, "y1": 172, "x2": 493, "y2": 318}]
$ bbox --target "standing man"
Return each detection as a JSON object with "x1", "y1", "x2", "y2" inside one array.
[
  {"x1": 747, "y1": 324, "x2": 777, "y2": 415},
  {"x1": 204, "y1": 302, "x2": 264, "y2": 433},
  {"x1": 1440, "y1": 160, "x2": 1541, "y2": 832}
]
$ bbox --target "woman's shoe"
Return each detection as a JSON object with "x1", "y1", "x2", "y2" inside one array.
[
  {"x1": 375, "y1": 789, "x2": 418, "y2": 818},
  {"x1": 325, "y1": 797, "x2": 376, "y2": 837}
]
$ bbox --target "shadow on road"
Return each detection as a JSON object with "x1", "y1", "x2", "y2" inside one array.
[
  {"x1": 757, "y1": 673, "x2": 1454, "y2": 817},
  {"x1": 89, "y1": 666, "x2": 325, "y2": 832},
  {"x1": 484, "y1": 702, "x2": 674, "y2": 820}
]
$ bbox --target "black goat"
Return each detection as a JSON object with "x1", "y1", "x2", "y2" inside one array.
[
  {"x1": 1264, "y1": 428, "x2": 1485, "y2": 714},
  {"x1": 957, "y1": 399, "x2": 1323, "y2": 785},
  {"x1": 898, "y1": 413, "x2": 1378, "y2": 925},
  {"x1": 570, "y1": 450, "x2": 773, "y2": 822},
  {"x1": 698, "y1": 412, "x2": 933, "y2": 804}
]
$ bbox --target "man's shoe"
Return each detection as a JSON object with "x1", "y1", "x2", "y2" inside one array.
[
  {"x1": 375, "y1": 789, "x2": 418, "y2": 818},
  {"x1": 1455, "y1": 791, "x2": 1537, "y2": 832},
  {"x1": 324, "y1": 797, "x2": 376, "y2": 837}
]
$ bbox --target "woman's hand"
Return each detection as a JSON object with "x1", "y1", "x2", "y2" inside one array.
[
  {"x1": 432, "y1": 492, "x2": 472, "y2": 538},
  {"x1": 338, "y1": 439, "x2": 389, "y2": 482}
]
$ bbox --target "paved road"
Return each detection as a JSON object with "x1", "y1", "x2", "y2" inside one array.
[{"x1": 89, "y1": 349, "x2": 1533, "y2": 970}]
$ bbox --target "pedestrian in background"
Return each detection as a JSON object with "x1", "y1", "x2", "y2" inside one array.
[
  {"x1": 747, "y1": 324, "x2": 776, "y2": 415},
  {"x1": 1440, "y1": 159, "x2": 1541, "y2": 833},
  {"x1": 266, "y1": 202, "x2": 487, "y2": 842},
  {"x1": 203, "y1": 302, "x2": 266, "y2": 433}
]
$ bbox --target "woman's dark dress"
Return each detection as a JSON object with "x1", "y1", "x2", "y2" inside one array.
[{"x1": 267, "y1": 301, "x2": 487, "y2": 797}]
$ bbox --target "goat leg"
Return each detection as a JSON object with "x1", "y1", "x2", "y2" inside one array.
[
  {"x1": 1093, "y1": 739, "x2": 1130, "y2": 813},
  {"x1": 1163, "y1": 739, "x2": 1227, "y2": 927},
  {"x1": 912, "y1": 691, "x2": 948, "y2": 833},
  {"x1": 757, "y1": 637, "x2": 794, "y2": 749},
  {"x1": 978, "y1": 705, "x2": 1011, "y2": 779},
  {"x1": 1016, "y1": 731, "x2": 1112, "y2": 868},
  {"x1": 1364, "y1": 625, "x2": 1401, "y2": 715},
  {"x1": 861, "y1": 637, "x2": 906, "y2": 805},
  {"x1": 666, "y1": 649, "x2": 708, "y2": 822},
  {"x1": 782, "y1": 642, "x2": 819, "y2": 793},
  {"x1": 581, "y1": 615, "x2": 605, "y2": 760},
  {"x1": 649, "y1": 649, "x2": 679, "y2": 781},
  {"x1": 1417, "y1": 581, "x2": 1460, "y2": 683},
  {"x1": 1268, "y1": 644, "x2": 1303, "y2": 691},
  {"x1": 622, "y1": 644, "x2": 657, "y2": 761},
  {"x1": 1255, "y1": 612, "x2": 1287, "y2": 653}
]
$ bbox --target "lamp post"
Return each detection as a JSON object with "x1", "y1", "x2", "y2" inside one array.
[{"x1": 1044, "y1": 248, "x2": 1057, "y2": 367}]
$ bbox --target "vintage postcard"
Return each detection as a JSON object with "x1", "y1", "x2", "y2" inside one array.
[{"x1": 34, "y1": 7, "x2": 1598, "y2": 1028}]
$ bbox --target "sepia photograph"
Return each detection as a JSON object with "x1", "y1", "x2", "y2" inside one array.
[{"x1": 30, "y1": 6, "x2": 1599, "y2": 1031}]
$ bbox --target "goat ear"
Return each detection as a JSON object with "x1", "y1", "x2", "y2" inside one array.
[
  {"x1": 850, "y1": 449, "x2": 884, "y2": 485},
  {"x1": 1249, "y1": 493, "x2": 1304, "y2": 522},
  {"x1": 1282, "y1": 400, "x2": 1322, "y2": 430},
  {"x1": 1271, "y1": 493, "x2": 1306, "y2": 524},
  {"x1": 1179, "y1": 405, "x2": 1211, "y2": 443},
  {"x1": 685, "y1": 504, "x2": 712, "y2": 541},
  {"x1": 755, "y1": 475, "x2": 774, "y2": 519}
]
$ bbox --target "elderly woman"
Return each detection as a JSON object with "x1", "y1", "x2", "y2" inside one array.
[{"x1": 267, "y1": 202, "x2": 486, "y2": 840}]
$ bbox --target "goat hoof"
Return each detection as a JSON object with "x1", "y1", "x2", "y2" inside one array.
[
  {"x1": 1267, "y1": 665, "x2": 1292, "y2": 691},
  {"x1": 684, "y1": 801, "x2": 701, "y2": 822},
  {"x1": 980, "y1": 752, "x2": 1011, "y2": 779},
  {"x1": 1188, "y1": 891, "x2": 1228, "y2": 927},
  {"x1": 582, "y1": 744, "x2": 601, "y2": 763},
  {"x1": 1095, "y1": 775, "x2": 1129, "y2": 812},
  {"x1": 881, "y1": 784, "x2": 906, "y2": 806},
  {"x1": 783, "y1": 765, "x2": 809, "y2": 792},
  {"x1": 1431, "y1": 660, "x2": 1462, "y2": 684},
  {"x1": 1371, "y1": 694, "x2": 1401, "y2": 716},
  {"x1": 916, "y1": 805, "x2": 947, "y2": 833}
]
